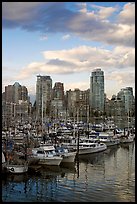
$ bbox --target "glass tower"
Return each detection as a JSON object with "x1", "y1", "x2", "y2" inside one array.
[{"x1": 90, "y1": 68, "x2": 104, "y2": 112}]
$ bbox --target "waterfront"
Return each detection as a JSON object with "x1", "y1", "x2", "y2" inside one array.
[{"x1": 2, "y1": 142, "x2": 135, "y2": 202}]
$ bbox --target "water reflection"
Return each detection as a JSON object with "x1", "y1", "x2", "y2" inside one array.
[{"x1": 2, "y1": 142, "x2": 135, "y2": 202}]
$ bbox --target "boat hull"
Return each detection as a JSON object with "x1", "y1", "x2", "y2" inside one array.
[
  {"x1": 78, "y1": 145, "x2": 107, "y2": 155},
  {"x1": 6, "y1": 164, "x2": 28, "y2": 174},
  {"x1": 38, "y1": 156, "x2": 63, "y2": 166},
  {"x1": 61, "y1": 152, "x2": 76, "y2": 163},
  {"x1": 103, "y1": 140, "x2": 120, "y2": 147}
]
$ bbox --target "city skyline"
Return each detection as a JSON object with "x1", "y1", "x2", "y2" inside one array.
[{"x1": 2, "y1": 2, "x2": 135, "y2": 100}]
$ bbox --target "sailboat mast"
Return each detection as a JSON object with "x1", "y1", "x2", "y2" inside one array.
[
  {"x1": 127, "y1": 110, "x2": 130, "y2": 136},
  {"x1": 42, "y1": 93, "x2": 43, "y2": 136}
]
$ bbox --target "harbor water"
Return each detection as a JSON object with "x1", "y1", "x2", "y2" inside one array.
[{"x1": 2, "y1": 142, "x2": 135, "y2": 202}]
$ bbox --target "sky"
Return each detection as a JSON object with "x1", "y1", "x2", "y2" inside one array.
[{"x1": 2, "y1": 2, "x2": 135, "y2": 102}]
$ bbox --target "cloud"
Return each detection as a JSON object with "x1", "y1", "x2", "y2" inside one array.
[
  {"x1": 2, "y1": 2, "x2": 73, "y2": 31},
  {"x1": 62, "y1": 34, "x2": 70, "y2": 40},
  {"x1": 12, "y1": 45, "x2": 134, "y2": 93},
  {"x1": 105, "y1": 69, "x2": 135, "y2": 98},
  {"x1": 106, "y1": 69, "x2": 135, "y2": 86},
  {"x1": 4, "y1": 51, "x2": 134, "y2": 97},
  {"x1": 90, "y1": 4, "x2": 117, "y2": 19},
  {"x1": 118, "y1": 3, "x2": 135, "y2": 25},
  {"x1": 65, "y1": 81, "x2": 89, "y2": 91},
  {"x1": 43, "y1": 45, "x2": 135, "y2": 69},
  {"x1": 2, "y1": 2, "x2": 135, "y2": 47}
]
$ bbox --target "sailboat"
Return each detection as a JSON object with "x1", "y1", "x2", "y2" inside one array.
[
  {"x1": 120, "y1": 111, "x2": 135, "y2": 144},
  {"x1": 3, "y1": 130, "x2": 29, "y2": 174},
  {"x1": 2, "y1": 149, "x2": 28, "y2": 174}
]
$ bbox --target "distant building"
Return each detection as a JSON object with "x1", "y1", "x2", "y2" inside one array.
[
  {"x1": 117, "y1": 87, "x2": 134, "y2": 113},
  {"x1": 52, "y1": 82, "x2": 64, "y2": 100},
  {"x1": 2, "y1": 82, "x2": 31, "y2": 127},
  {"x1": 5, "y1": 85, "x2": 14, "y2": 102},
  {"x1": 4, "y1": 82, "x2": 29, "y2": 103},
  {"x1": 36, "y1": 75, "x2": 52, "y2": 120},
  {"x1": 90, "y1": 68, "x2": 104, "y2": 112},
  {"x1": 50, "y1": 82, "x2": 65, "y2": 120},
  {"x1": 66, "y1": 88, "x2": 90, "y2": 122}
]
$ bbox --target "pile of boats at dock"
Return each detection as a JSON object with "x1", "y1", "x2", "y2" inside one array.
[{"x1": 2, "y1": 122, "x2": 135, "y2": 175}]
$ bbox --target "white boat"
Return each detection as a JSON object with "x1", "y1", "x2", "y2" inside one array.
[
  {"x1": 6, "y1": 163, "x2": 28, "y2": 174},
  {"x1": 77, "y1": 141, "x2": 107, "y2": 155},
  {"x1": 55, "y1": 145, "x2": 77, "y2": 163},
  {"x1": 98, "y1": 132, "x2": 120, "y2": 147},
  {"x1": 67, "y1": 138, "x2": 107, "y2": 155},
  {"x1": 31, "y1": 145, "x2": 63, "y2": 166}
]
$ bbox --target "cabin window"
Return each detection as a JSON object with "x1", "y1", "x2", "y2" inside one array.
[{"x1": 37, "y1": 150, "x2": 44, "y2": 154}]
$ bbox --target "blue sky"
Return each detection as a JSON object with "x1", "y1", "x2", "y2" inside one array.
[{"x1": 2, "y1": 2, "x2": 135, "y2": 102}]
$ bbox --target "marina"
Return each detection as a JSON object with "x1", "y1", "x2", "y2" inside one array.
[
  {"x1": 2, "y1": 104, "x2": 135, "y2": 202},
  {"x1": 2, "y1": 2, "x2": 135, "y2": 202},
  {"x1": 2, "y1": 141, "x2": 135, "y2": 202}
]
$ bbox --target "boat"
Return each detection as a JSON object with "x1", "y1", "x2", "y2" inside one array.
[
  {"x1": 55, "y1": 145, "x2": 77, "y2": 163},
  {"x1": 77, "y1": 141, "x2": 107, "y2": 155},
  {"x1": 65, "y1": 138, "x2": 107, "y2": 155},
  {"x1": 18, "y1": 147, "x2": 40, "y2": 165},
  {"x1": 98, "y1": 132, "x2": 120, "y2": 147},
  {"x1": 2, "y1": 151, "x2": 28, "y2": 174},
  {"x1": 119, "y1": 134, "x2": 135, "y2": 144},
  {"x1": 119, "y1": 111, "x2": 135, "y2": 144},
  {"x1": 6, "y1": 163, "x2": 28, "y2": 174},
  {"x1": 31, "y1": 144, "x2": 63, "y2": 166}
]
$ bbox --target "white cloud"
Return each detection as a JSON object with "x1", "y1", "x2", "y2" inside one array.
[
  {"x1": 68, "y1": 15, "x2": 134, "y2": 47},
  {"x1": 65, "y1": 81, "x2": 89, "y2": 91},
  {"x1": 91, "y1": 4, "x2": 117, "y2": 19},
  {"x1": 43, "y1": 45, "x2": 135, "y2": 69},
  {"x1": 118, "y1": 3, "x2": 135, "y2": 24},
  {"x1": 62, "y1": 34, "x2": 70, "y2": 40},
  {"x1": 105, "y1": 69, "x2": 135, "y2": 98},
  {"x1": 12, "y1": 45, "x2": 134, "y2": 95}
]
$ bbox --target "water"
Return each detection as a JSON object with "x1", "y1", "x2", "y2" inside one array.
[{"x1": 2, "y1": 142, "x2": 135, "y2": 202}]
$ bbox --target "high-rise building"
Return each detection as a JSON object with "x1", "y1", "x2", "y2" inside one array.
[
  {"x1": 52, "y1": 82, "x2": 64, "y2": 100},
  {"x1": 51, "y1": 82, "x2": 65, "y2": 120},
  {"x1": 66, "y1": 88, "x2": 90, "y2": 122},
  {"x1": 4, "y1": 82, "x2": 29, "y2": 103},
  {"x1": 90, "y1": 68, "x2": 104, "y2": 112},
  {"x1": 36, "y1": 75, "x2": 52, "y2": 120},
  {"x1": 3, "y1": 82, "x2": 30, "y2": 126},
  {"x1": 117, "y1": 87, "x2": 134, "y2": 113},
  {"x1": 5, "y1": 85, "x2": 14, "y2": 102},
  {"x1": 14, "y1": 82, "x2": 21, "y2": 103}
]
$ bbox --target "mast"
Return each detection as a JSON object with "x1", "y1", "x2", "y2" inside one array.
[
  {"x1": 127, "y1": 110, "x2": 130, "y2": 136},
  {"x1": 42, "y1": 93, "x2": 44, "y2": 136}
]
